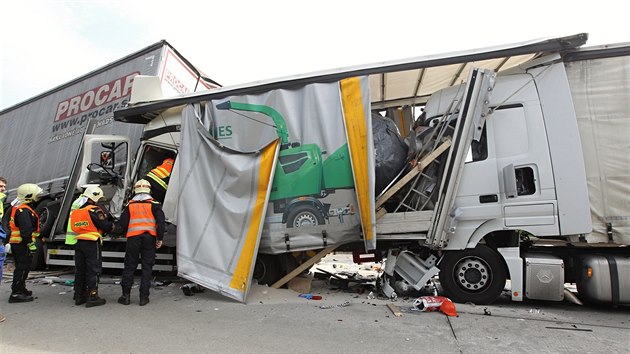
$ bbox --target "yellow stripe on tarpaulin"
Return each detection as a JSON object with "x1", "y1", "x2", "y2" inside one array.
[
  {"x1": 340, "y1": 77, "x2": 374, "y2": 243},
  {"x1": 230, "y1": 139, "x2": 279, "y2": 292}
]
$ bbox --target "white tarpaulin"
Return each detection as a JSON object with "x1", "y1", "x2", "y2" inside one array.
[{"x1": 567, "y1": 54, "x2": 630, "y2": 244}]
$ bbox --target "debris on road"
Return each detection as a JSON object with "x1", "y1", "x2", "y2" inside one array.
[
  {"x1": 545, "y1": 326, "x2": 593, "y2": 332},
  {"x1": 181, "y1": 283, "x2": 204, "y2": 296},
  {"x1": 386, "y1": 303, "x2": 403, "y2": 317},
  {"x1": 298, "y1": 293, "x2": 322, "y2": 300},
  {"x1": 319, "y1": 301, "x2": 351, "y2": 309},
  {"x1": 412, "y1": 296, "x2": 458, "y2": 317}
]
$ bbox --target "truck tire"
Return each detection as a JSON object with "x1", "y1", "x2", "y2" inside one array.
[
  {"x1": 35, "y1": 199, "x2": 60, "y2": 238},
  {"x1": 30, "y1": 238, "x2": 47, "y2": 270},
  {"x1": 286, "y1": 205, "x2": 325, "y2": 228},
  {"x1": 438, "y1": 245, "x2": 507, "y2": 304},
  {"x1": 253, "y1": 254, "x2": 282, "y2": 285}
]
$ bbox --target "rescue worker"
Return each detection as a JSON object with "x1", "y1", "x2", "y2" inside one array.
[
  {"x1": 65, "y1": 190, "x2": 90, "y2": 303},
  {"x1": 116, "y1": 179, "x2": 165, "y2": 306},
  {"x1": 0, "y1": 177, "x2": 7, "y2": 320},
  {"x1": 144, "y1": 157, "x2": 174, "y2": 204},
  {"x1": 8, "y1": 183, "x2": 43, "y2": 303},
  {"x1": 69, "y1": 186, "x2": 117, "y2": 307}
]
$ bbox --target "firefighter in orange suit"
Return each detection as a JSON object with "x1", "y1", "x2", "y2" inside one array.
[
  {"x1": 116, "y1": 179, "x2": 165, "y2": 306},
  {"x1": 8, "y1": 183, "x2": 43, "y2": 303},
  {"x1": 69, "y1": 186, "x2": 117, "y2": 307},
  {"x1": 144, "y1": 157, "x2": 174, "y2": 204}
]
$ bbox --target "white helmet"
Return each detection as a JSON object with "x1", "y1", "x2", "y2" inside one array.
[
  {"x1": 134, "y1": 179, "x2": 151, "y2": 195},
  {"x1": 83, "y1": 186, "x2": 104, "y2": 203},
  {"x1": 17, "y1": 183, "x2": 43, "y2": 203}
]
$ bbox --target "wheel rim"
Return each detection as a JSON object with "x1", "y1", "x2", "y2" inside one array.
[
  {"x1": 293, "y1": 212, "x2": 317, "y2": 227},
  {"x1": 454, "y1": 256, "x2": 491, "y2": 292},
  {"x1": 39, "y1": 208, "x2": 49, "y2": 229}
]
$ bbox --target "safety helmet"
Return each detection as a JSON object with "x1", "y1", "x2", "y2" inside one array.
[
  {"x1": 159, "y1": 158, "x2": 175, "y2": 174},
  {"x1": 134, "y1": 179, "x2": 151, "y2": 194},
  {"x1": 17, "y1": 183, "x2": 43, "y2": 203},
  {"x1": 83, "y1": 186, "x2": 105, "y2": 203}
]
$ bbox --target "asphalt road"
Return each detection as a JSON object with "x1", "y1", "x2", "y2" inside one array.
[{"x1": 1, "y1": 271, "x2": 628, "y2": 353}]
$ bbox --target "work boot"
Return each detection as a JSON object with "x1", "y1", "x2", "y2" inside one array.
[
  {"x1": 139, "y1": 297, "x2": 150, "y2": 306},
  {"x1": 85, "y1": 289, "x2": 106, "y2": 308},
  {"x1": 117, "y1": 293, "x2": 130, "y2": 305},
  {"x1": 75, "y1": 293, "x2": 87, "y2": 306},
  {"x1": 9, "y1": 293, "x2": 34, "y2": 303}
]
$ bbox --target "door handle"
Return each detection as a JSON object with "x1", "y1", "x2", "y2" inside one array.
[{"x1": 479, "y1": 194, "x2": 498, "y2": 203}]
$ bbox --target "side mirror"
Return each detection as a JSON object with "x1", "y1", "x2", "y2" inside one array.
[{"x1": 100, "y1": 151, "x2": 114, "y2": 168}]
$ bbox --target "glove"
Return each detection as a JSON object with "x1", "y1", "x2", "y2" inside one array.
[{"x1": 27, "y1": 241, "x2": 37, "y2": 254}]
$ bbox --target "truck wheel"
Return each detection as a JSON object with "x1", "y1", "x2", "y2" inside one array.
[
  {"x1": 438, "y1": 245, "x2": 507, "y2": 304},
  {"x1": 253, "y1": 254, "x2": 283, "y2": 285},
  {"x1": 287, "y1": 205, "x2": 324, "y2": 228},
  {"x1": 35, "y1": 199, "x2": 60, "y2": 238}
]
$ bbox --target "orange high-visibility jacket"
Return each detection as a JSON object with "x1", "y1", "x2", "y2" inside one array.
[
  {"x1": 126, "y1": 200, "x2": 157, "y2": 237},
  {"x1": 70, "y1": 205, "x2": 103, "y2": 242},
  {"x1": 146, "y1": 158, "x2": 174, "y2": 190},
  {"x1": 9, "y1": 204, "x2": 40, "y2": 244}
]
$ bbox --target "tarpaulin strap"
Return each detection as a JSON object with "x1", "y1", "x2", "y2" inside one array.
[
  {"x1": 604, "y1": 255, "x2": 619, "y2": 306},
  {"x1": 285, "y1": 233, "x2": 291, "y2": 251}
]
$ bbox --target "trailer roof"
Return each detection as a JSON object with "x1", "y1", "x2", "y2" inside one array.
[
  {"x1": 115, "y1": 33, "x2": 589, "y2": 124},
  {"x1": 0, "y1": 40, "x2": 220, "y2": 115}
]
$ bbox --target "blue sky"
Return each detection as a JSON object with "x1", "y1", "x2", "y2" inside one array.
[{"x1": 1, "y1": 0, "x2": 628, "y2": 110}]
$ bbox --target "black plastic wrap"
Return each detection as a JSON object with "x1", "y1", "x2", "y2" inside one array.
[{"x1": 372, "y1": 113, "x2": 408, "y2": 196}]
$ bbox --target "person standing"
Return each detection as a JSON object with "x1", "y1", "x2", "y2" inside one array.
[
  {"x1": 65, "y1": 191, "x2": 89, "y2": 303},
  {"x1": 144, "y1": 157, "x2": 174, "y2": 204},
  {"x1": 116, "y1": 179, "x2": 165, "y2": 306},
  {"x1": 8, "y1": 183, "x2": 43, "y2": 303},
  {"x1": 69, "y1": 186, "x2": 117, "y2": 307},
  {"x1": 0, "y1": 177, "x2": 8, "y2": 320}
]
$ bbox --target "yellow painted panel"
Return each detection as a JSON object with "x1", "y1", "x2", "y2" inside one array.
[
  {"x1": 340, "y1": 77, "x2": 373, "y2": 242},
  {"x1": 230, "y1": 140, "x2": 279, "y2": 291}
]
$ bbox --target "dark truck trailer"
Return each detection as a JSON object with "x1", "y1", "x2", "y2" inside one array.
[{"x1": 0, "y1": 41, "x2": 219, "y2": 269}]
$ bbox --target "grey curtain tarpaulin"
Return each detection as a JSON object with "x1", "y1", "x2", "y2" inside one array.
[
  {"x1": 176, "y1": 77, "x2": 375, "y2": 302},
  {"x1": 176, "y1": 104, "x2": 279, "y2": 302}
]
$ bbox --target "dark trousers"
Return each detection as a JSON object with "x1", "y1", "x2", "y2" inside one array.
[
  {"x1": 11, "y1": 242, "x2": 32, "y2": 294},
  {"x1": 74, "y1": 240, "x2": 102, "y2": 293},
  {"x1": 121, "y1": 233, "x2": 156, "y2": 298}
]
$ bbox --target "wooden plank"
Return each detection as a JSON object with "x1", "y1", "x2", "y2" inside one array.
[
  {"x1": 375, "y1": 139, "x2": 452, "y2": 209},
  {"x1": 271, "y1": 244, "x2": 339, "y2": 289},
  {"x1": 376, "y1": 208, "x2": 388, "y2": 220},
  {"x1": 387, "y1": 303, "x2": 403, "y2": 317}
]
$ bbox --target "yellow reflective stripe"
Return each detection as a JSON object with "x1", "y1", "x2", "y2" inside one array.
[
  {"x1": 230, "y1": 139, "x2": 279, "y2": 293},
  {"x1": 9, "y1": 231, "x2": 39, "y2": 243},
  {"x1": 76, "y1": 232, "x2": 101, "y2": 241},
  {"x1": 147, "y1": 172, "x2": 168, "y2": 189},
  {"x1": 340, "y1": 77, "x2": 374, "y2": 242}
]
